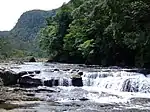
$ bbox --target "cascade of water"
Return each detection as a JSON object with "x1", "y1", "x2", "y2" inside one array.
[
  {"x1": 43, "y1": 77, "x2": 73, "y2": 87},
  {"x1": 82, "y1": 71, "x2": 150, "y2": 93},
  {"x1": 59, "y1": 78, "x2": 72, "y2": 86}
]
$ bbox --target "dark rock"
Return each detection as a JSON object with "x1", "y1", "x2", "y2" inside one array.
[
  {"x1": 138, "y1": 69, "x2": 150, "y2": 76},
  {"x1": 78, "y1": 72, "x2": 83, "y2": 76},
  {"x1": 44, "y1": 79, "x2": 53, "y2": 87},
  {"x1": 54, "y1": 79, "x2": 59, "y2": 86},
  {"x1": 54, "y1": 69, "x2": 59, "y2": 71},
  {"x1": 28, "y1": 71, "x2": 34, "y2": 74},
  {"x1": 29, "y1": 57, "x2": 36, "y2": 62},
  {"x1": 0, "y1": 70, "x2": 19, "y2": 86},
  {"x1": 72, "y1": 78, "x2": 83, "y2": 87},
  {"x1": 19, "y1": 76, "x2": 42, "y2": 87},
  {"x1": 44, "y1": 79, "x2": 59, "y2": 87},
  {"x1": 26, "y1": 93, "x2": 35, "y2": 97},
  {"x1": 126, "y1": 69, "x2": 150, "y2": 76},
  {"x1": 35, "y1": 70, "x2": 41, "y2": 74},
  {"x1": 46, "y1": 59, "x2": 53, "y2": 63},
  {"x1": 0, "y1": 99, "x2": 5, "y2": 104},
  {"x1": 35, "y1": 88, "x2": 57, "y2": 93},
  {"x1": 79, "y1": 97, "x2": 89, "y2": 101},
  {"x1": 18, "y1": 71, "x2": 28, "y2": 76},
  {"x1": 63, "y1": 69, "x2": 70, "y2": 71}
]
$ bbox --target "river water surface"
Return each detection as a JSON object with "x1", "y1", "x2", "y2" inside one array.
[{"x1": 5, "y1": 62, "x2": 150, "y2": 111}]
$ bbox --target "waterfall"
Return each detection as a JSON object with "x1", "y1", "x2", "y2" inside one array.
[
  {"x1": 59, "y1": 78, "x2": 72, "y2": 86},
  {"x1": 44, "y1": 77, "x2": 73, "y2": 87},
  {"x1": 82, "y1": 70, "x2": 150, "y2": 93}
]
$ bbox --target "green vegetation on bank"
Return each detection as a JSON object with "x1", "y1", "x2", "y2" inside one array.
[{"x1": 39, "y1": 0, "x2": 150, "y2": 68}]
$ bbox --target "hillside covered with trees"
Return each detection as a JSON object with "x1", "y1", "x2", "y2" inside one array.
[
  {"x1": 0, "y1": 10, "x2": 55, "y2": 59},
  {"x1": 39, "y1": 0, "x2": 150, "y2": 68}
]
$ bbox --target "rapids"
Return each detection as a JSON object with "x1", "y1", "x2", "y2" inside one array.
[{"x1": 6, "y1": 62, "x2": 150, "y2": 111}]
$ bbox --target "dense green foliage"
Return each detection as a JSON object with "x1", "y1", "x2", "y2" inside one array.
[
  {"x1": 39, "y1": 0, "x2": 150, "y2": 68},
  {"x1": 0, "y1": 10, "x2": 55, "y2": 59}
]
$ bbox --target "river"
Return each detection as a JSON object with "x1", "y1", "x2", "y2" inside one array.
[{"x1": 3, "y1": 62, "x2": 150, "y2": 111}]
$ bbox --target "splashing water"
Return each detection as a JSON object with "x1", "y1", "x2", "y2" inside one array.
[{"x1": 82, "y1": 71, "x2": 150, "y2": 93}]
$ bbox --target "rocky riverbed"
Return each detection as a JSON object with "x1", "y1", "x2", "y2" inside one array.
[{"x1": 0, "y1": 62, "x2": 150, "y2": 111}]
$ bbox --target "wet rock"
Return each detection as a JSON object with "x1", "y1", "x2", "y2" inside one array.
[
  {"x1": 138, "y1": 69, "x2": 150, "y2": 76},
  {"x1": 72, "y1": 77, "x2": 83, "y2": 87},
  {"x1": 71, "y1": 72, "x2": 83, "y2": 87},
  {"x1": 54, "y1": 69, "x2": 59, "y2": 71},
  {"x1": 78, "y1": 72, "x2": 83, "y2": 76},
  {"x1": 28, "y1": 71, "x2": 34, "y2": 74},
  {"x1": 29, "y1": 57, "x2": 36, "y2": 62},
  {"x1": 46, "y1": 59, "x2": 53, "y2": 63},
  {"x1": 29, "y1": 74, "x2": 35, "y2": 77},
  {"x1": 44, "y1": 79, "x2": 53, "y2": 87},
  {"x1": 63, "y1": 69, "x2": 70, "y2": 71},
  {"x1": 19, "y1": 76, "x2": 42, "y2": 87},
  {"x1": 18, "y1": 71, "x2": 28, "y2": 76},
  {"x1": 44, "y1": 79, "x2": 59, "y2": 87},
  {"x1": 35, "y1": 70, "x2": 41, "y2": 74},
  {"x1": 18, "y1": 71, "x2": 41, "y2": 76},
  {"x1": 26, "y1": 93, "x2": 35, "y2": 97},
  {"x1": 0, "y1": 99, "x2": 5, "y2": 104},
  {"x1": 79, "y1": 97, "x2": 89, "y2": 101},
  {"x1": 54, "y1": 79, "x2": 59, "y2": 86},
  {"x1": 125, "y1": 69, "x2": 150, "y2": 76},
  {"x1": 35, "y1": 88, "x2": 57, "y2": 93},
  {"x1": 0, "y1": 70, "x2": 19, "y2": 86}
]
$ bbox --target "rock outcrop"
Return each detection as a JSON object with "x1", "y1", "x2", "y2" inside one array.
[
  {"x1": 71, "y1": 72, "x2": 83, "y2": 87},
  {"x1": 0, "y1": 66, "x2": 84, "y2": 87},
  {"x1": 0, "y1": 69, "x2": 20, "y2": 86},
  {"x1": 72, "y1": 77, "x2": 83, "y2": 87},
  {"x1": 19, "y1": 76, "x2": 43, "y2": 87},
  {"x1": 44, "y1": 79, "x2": 59, "y2": 87}
]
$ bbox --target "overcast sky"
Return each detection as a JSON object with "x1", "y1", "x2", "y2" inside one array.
[{"x1": 0, "y1": 0, "x2": 70, "y2": 31}]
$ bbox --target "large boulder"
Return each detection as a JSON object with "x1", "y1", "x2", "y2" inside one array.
[
  {"x1": 71, "y1": 72, "x2": 83, "y2": 87},
  {"x1": 72, "y1": 77, "x2": 83, "y2": 87},
  {"x1": 19, "y1": 76, "x2": 42, "y2": 87},
  {"x1": 0, "y1": 70, "x2": 19, "y2": 86},
  {"x1": 29, "y1": 57, "x2": 36, "y2": 62}
]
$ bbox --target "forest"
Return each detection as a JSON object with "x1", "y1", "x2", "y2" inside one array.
[
  {"x1": 1, "y1": 0, "x2": 150, "y2": 68},
  {"x1": 39, "y1": 0, "x2": 150, "y2": 68}
]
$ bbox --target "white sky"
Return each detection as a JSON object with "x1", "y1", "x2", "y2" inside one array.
[{"x1": 0, "y1": 0, "x2": 70, "y2": 31}]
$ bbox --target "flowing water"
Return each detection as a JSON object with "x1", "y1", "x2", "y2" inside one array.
[{"x1": 7, "y1": 62, "x2": 150, "y2": 111}]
